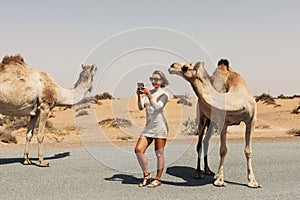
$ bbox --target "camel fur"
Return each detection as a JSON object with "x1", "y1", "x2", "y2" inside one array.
[
  {"x1": 0, "y1": 55, "x2": 97, "y2": 166},
  {"x1": 169, "y1": 60, "x2": 260, "y2": 188}
]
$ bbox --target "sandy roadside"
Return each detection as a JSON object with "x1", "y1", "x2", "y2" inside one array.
[{"x1": 1, "y1": 97, "x2": 299, "y2": 150}]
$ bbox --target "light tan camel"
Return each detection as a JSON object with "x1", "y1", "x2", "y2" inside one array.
[
  {"x1": 195, "y1": 59, "x2": 233, "y2": 179},
  {"x1": 169, "y1": 60, "x2": 261, "y2": 188},
  {"x1": 0, "y1": 55, "x2": 97, "y2": 166}
]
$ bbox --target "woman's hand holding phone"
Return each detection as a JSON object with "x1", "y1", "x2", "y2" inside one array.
[{"x1": 137, "y1": 83, "x2": 145, "y2": 95}]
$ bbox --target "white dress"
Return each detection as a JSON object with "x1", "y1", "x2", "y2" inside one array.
[{"x1": 138, "y1": 88, "x2": 169, "y2": 139}]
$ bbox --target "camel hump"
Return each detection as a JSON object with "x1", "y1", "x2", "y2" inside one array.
[
  {"x1": 1, "y1": 54, "x2": 26, "y2": 65},
  {"x1": 0, "y1": 54, "x2": 27, "y2": 70},
  {"x1": 217, "y1": 59, "x2": 229, "y2": 67},
  {"x1": 212, "y1": 59, "x2": 247, "y2": 92}
]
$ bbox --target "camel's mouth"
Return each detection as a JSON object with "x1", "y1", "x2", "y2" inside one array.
[
  {"x1": 168, "y1": 62, "x2": 183, "y2": 76},
  {"x1": 168, "y1": 67, "x2": 180, "y2": 75}
]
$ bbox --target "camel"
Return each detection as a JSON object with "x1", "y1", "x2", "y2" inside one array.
[
  {"x1": 0, "y1": 55, "x2": 97, "y2": 166},
  {"x1": 195, "y1": 59, "x2": 232, "y2": 179},
  {"x1": 169, "y1": 60, "x2": 261, "y2": 188}
]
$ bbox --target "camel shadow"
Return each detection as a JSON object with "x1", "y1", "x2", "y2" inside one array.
[
  {"x1": 166, "y1": 166, "x2": 248, "y2": 187},
  {"x1": 164, "y1": 166, "x2": 215, "y2": 186},
  {"x1": 0, "y1": 152, "x2": 70, "y2": 166},
  {"x1": 104, "y1": 166, "x2": 215, "y2": 187}
]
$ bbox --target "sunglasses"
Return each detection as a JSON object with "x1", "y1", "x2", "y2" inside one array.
[{"x1": 149, "y1": 77, "x2": 162, "y2": 82}]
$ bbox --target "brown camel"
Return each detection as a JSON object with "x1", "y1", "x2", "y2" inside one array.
[
  {"x1": 0, "y1": 55, "x2": 97, "y2": 166},
  {"x1": 169, "y1": 60, "x2": 261, "y2": 188}
]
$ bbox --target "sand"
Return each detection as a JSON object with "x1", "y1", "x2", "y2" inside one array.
[{"x1": 0, "y1": 97, "x2": 300, "y2": 150}]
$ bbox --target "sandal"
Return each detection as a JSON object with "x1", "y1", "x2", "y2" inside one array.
[
  {"x1": 147, "y1": 179, "x2": 161, "y2": 188},
  {"x1": 139, "y1": 173, "x2": 152, "y2": 187}
]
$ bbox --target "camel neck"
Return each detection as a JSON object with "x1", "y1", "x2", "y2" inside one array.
[
  {"x1": 190, "y1": 78, "x2": 245, "y2": 112},
  {"x1": 55, "y1": 84, "x2": 89, "y2": 106}
]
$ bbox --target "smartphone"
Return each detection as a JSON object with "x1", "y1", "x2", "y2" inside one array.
[
  {"x1": 137, "y1": 83, "x2": 144, "y2": 88},
  {"x1": 137, "y1": 83, "x2": 144, "y2": 94}
]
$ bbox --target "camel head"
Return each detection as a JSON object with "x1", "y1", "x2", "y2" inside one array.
[
  {"x1": 74, "y1": 64, "x2": 97, "y2": 92},
  {"x1": 169, "y1": 61, "x2": 209, "y2": 82}
]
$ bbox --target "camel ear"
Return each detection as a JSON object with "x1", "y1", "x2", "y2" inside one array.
[
  {"x1": 194, "y1": 62, "x2": 204, "y2": 70},
  {"x1": 81, "y1": 64, "x2": 88, "y2": 70}
]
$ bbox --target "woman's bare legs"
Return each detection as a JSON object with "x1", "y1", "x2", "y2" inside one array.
[
  {"x1": 135, "y1": 136, "x2": 153, "y2": 176},
  {"x1": 154, "y1": 138, "x2": 167, "y2": 180}
]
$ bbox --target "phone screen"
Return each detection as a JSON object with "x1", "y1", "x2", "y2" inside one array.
[{"x1": 137, "y1": 83, "x2": 144, "y2": 88}]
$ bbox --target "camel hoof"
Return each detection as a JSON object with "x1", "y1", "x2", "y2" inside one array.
[
  {"x1": 248, "y1": 180, "x2": 261, "y2": 188},
  {"x1": 23, "y1": 159, "x2": 32, "y2": 165},
  {"x1": 204, "y1": 168, "x2": 215, "y2": 176},
  {"x1": 39, "y1": 162, "x2": 50, "y2": 167},
  {"x1": 194, "y1": 171, "x2": 204, "y2": 179},
  {"x1": 214, "y1": 178, "x2": 227, "y2": 187}
]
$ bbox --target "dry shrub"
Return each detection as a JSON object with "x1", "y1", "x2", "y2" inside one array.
[
  {"x1": 291, "y1": 105, "x2": 300, "y2": 114},
  {"x1": 99, "y1": 118, "x2": 132, "y2": 128},
  {"x1": 286, "y1": 128, "x2": 300, "y2": 136},
  {"x1": 173, "y1": 94, "x2": 190, "y2": 99},
  {"x1": 277, "y1": 94, "x2": 300, "y2": 99},
  {"x1": 181, "y1": 118, "x2": 198, "y2": 135},
  {"x1": 255, "y1": 93, "x2": 281, "y2": 107},
  {"x1": 177, "y1": 98, "x2": 193, "y2": 107},
  {"x1": 5, "y1": 116, "x2": 29, "y2": 131},
  {"x1": 95, "y1": 92, "x2": 113, "y2": 100},
  {"x1": 117, "y1": 136, "x2": 133, "y2": 141},
  {"x1": 0, "y1": 116, "x2": 9, "y2": 126},
  {"x1": 46, "y1": 125, "x2": 75, "y2": 135},
  {"x1": 75, "y1": 104, "x2": 90, "y2": 112},
  {"x1": 76, "y1": 110, "x2": 89, "y2": 117},
  {"x1": 0, "y1": 131, "x2": 17, "y2": 143},
  {"x1": 255, "y1": 93, "x2": 276, "y2": 104},
  {"x1": 255, "y1": 124, "x2": 271, "y2": 129},
  {"x1": 174, "y1": 93, "x2": 193, "y2": 107}
]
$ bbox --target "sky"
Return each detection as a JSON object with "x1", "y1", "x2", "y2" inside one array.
[{"x1": 0, "y1": 0, "x2": 299, "y2": 98}]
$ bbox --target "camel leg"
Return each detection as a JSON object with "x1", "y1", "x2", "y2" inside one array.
[
  {"x1": 203, "y1": 120, "x2": 214, "y2": 175},
  {"x1": 195, "y1": 114, "x2": 207, "y2": 179},
  {"x1": 24, "y1": 113, "x2": 39, "y2": 165},
  {"x1": 214, "y1": 125, "x2": 228, "y2": 187},
  {"x1": 245, "y1": 121, "x2": 261, "y2": 188},
  {"x1": 37, "y1": 104, "x2": 50, "y2": 167}
]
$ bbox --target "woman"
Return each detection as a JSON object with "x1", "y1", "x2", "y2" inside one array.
[{"x1": 134, "y1": 70, "x2": 170, "y2": 188}]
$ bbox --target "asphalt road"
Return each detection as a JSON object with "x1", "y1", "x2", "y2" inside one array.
[{"x1": 0, "y1": 142, "x2": 299, "y2": 200}]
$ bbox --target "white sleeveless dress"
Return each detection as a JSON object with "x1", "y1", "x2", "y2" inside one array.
[{"x1": 138, "y1": 88, "x2": 169, "y2": 139}]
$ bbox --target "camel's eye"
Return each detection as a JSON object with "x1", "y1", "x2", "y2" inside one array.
[{"x1": 182, "y1": 66, "x2": 189, "y2": 72}]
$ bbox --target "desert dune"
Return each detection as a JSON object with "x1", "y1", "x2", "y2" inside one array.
[{"x1": 0, "y1": 96, "x2": 299, "y2": 150}]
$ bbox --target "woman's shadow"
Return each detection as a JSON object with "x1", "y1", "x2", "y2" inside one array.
[{"x1": 104, "y1": 166, "x2": 215, "y2": 187}]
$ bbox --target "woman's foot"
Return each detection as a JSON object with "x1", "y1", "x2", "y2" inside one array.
[
  {"x1": 147, "y1": 179, "x2": 161, "y2": 188},
  {"x1": 139, "y1": 173, "x2": 152, "y2": 187}
]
